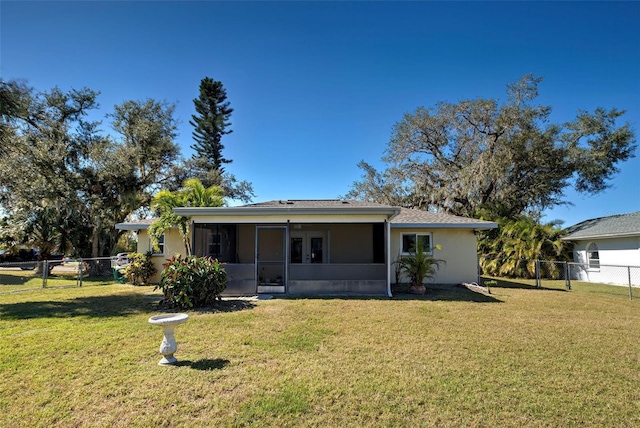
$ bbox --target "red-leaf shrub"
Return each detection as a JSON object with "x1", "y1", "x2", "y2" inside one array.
[{"x1": 156, "y1": 255, "x2": 227, "y2": 308}]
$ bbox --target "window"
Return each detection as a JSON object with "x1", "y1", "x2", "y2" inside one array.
[
  {"x1": 193, "y1": 224, "x2": 237, "y2": 262},
  {"x1": 208, "y1": 233, "x2": 221, "y2": 256},
  {"x1": 587, "y1": 242, "x2": 600, "y2": 269},
  {"x1": 401, "y1": 233, "x2": 432, "y2": 255},
  {"x1": 152, "y1": 234, "x2": 165, "y2": 255}
]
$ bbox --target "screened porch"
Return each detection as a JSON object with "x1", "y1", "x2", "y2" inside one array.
[{"x1": 192, "y1": 222, "x2": 389, "y2": 296}]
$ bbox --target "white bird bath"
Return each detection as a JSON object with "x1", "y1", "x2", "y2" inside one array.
[{"x1": 148, "y1": 313, "x2": 189, "y2": 366}]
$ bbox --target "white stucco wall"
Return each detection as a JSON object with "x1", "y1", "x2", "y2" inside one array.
[
  {"x1": 390, "y1": 228, "x2": 479, "y2": 285},
  {"x1": 572, "y1": 236, "x2": 640, "y2": 285}
]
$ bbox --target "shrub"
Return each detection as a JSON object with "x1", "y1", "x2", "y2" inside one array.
[
  {"x1": 156, "y1": 255, "x2": 228, "y2": 309},
  {"x1": 396, "y1": 245, "x2": 444, "y2": 294},
  {"x1": 123, "y1": 252, "x2": 157, "y2": 286}
]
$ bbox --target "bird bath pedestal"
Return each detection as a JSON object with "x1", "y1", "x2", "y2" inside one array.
[{"x1": 148, "y1": 313, "x2": 189, "y2": 366}]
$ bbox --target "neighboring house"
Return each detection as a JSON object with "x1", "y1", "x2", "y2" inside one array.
[
  {"x1": 562, "y1": 211, "x2": 640, "y2": 286},
  {"x1": 116, "y1": 200, "x2": 496, "y2": 296}
]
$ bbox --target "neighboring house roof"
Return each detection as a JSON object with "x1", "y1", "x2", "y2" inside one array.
[
  {"x1": 116, "y1": 200, "x2": 497, "y2": 230},
  {"x1": 562, "y1": 211, "x2": 640, "y2": 240}
]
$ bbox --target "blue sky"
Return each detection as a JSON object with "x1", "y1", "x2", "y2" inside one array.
[{"x1": 1, "y1": 1, "x2": 638, "y2": 226}]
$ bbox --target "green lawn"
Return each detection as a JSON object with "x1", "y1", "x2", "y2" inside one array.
[
  {"x1": 0, "y1": 267, "x2": 113, "y2": 293},
  {"x1": 1, "y1": 281, "x2": 638, "y2": 427}
]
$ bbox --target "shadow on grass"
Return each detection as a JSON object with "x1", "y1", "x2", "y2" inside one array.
[
  {"x1": 1, "y1": 294, "x2": 257, "y2": 320},
  {"x1": 0, "y1": 273, "x2": 36, "y2": 285},
  {"x1": 481, "y1": 277, "x2": 569, "y2": 292},
  {"x1": 175, "y1": 358, "x2": 230, "y2": 370},
  {"x1": 0, "y1": 292, "x2": 160, "y2": 320},
  {"x1": 195, "y1": 299, "x2": 257, "y2": 313},
  {"x1": 288, "y1": 285, "x2": 502, "y2": 303},
  {"x1": 392, "y1": 285, "x2": 502, "y2": 303}
]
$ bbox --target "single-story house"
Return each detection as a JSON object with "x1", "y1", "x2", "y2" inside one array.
[
  {"x1": 116, "y1": 200, "x2": 497, "y2": 296},
  {"x1": 562, "y1": 211, "x2": 640, "y2": 286}
]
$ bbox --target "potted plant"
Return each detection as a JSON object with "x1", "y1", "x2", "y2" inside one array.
[{"x1": 397, "y1": 244, "x2": 444, "y2": 295}]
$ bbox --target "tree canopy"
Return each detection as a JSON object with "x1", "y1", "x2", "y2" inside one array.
[
  {"x1": 479, "y1": 216, "x2": 570, "y2": 278},
  {"x1": 347, "y1": 75, "x2": 636, "y2": 220},
  {"x1": 185, "y1": 77, "x2": 254, "y2": 203},
  {"x1": 0, "y1": 76, "x2": 256, "y2": 257},
  {"x1": 149, "y1": 178, "x2": 224, "y2": 256},
  {"x1": 189, "y1": 77, "x2": 234, "y2": 173},
  {"x1": 0, "y1": 80, "x2": 190, "y2": 257}
]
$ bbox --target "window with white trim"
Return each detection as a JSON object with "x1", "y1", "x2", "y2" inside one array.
[
  {"x1": 152, "y1": 234, "x2": 165, "y2": 255},
  {"x1": 587, "y1": 242, "x2": 599, "y2": 270},
  {"x1": 401, "y1": 233, "x2": 432, "y2": 255}
]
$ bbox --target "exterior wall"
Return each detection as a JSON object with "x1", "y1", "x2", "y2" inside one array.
[
  {"x1": 572, "y1": 236, "x2": 640, "y2": 285},
  {"x1": 136, "y1": 228, "x2": 183, "y2": 284},
  {"x1": 134, "y1": 224, "x2": 481, "y2": 289},
  {"x1": 288, "y1": 280, "x2": 387, "y2": 296},
  {"x1": 390, "y1": 228, "x2": 479, "y2": 285}
]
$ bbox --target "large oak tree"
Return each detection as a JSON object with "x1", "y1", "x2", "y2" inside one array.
[
  {"x1": 348, "y1": 75, "x2": 636, "y2": 220},
  {"x1": 0, "y1": 80, "x2": 180, "y2": 258}
]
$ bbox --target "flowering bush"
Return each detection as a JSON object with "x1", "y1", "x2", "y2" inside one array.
[
  {"x1": 123, "y1": 252, "x2": 157, "y2": 286},
  {"x1": 156, "y1": 255, "x2": 227, "y2": 308}
]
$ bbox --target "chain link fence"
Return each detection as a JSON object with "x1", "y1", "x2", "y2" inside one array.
[
  {"x1": 479, "y1": 257, "x2": 640, "y2": 300},
  {"x1": 0, "y1": 257, "x2": 122, "y2": 294}
]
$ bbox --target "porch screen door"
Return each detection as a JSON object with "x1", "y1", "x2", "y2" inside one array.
[{"x1": 256, "y1": 226, "x2": 286, "y2": 293}]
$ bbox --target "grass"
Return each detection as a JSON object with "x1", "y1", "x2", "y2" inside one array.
[
  {"x1": 0, "y1": 268, "x2": 113, "y2": 293},
  {"x1": 1, "y1": 281, "x2": 639, "y2": 427}
]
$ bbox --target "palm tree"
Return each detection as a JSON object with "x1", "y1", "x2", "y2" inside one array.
[
  {"x1": 149, "y1": 179, "x2": 224, "y2": 256},
  {"x1": 479, "y1": 215, "x2": 570, "y2": 278},
  {"x1": 396, "y1": 244, "x2": 444, "y2": 294}
]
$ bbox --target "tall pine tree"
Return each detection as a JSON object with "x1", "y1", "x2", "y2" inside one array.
[{"x1": 189, "y1": 77, "x2": 233, "y2": 174}]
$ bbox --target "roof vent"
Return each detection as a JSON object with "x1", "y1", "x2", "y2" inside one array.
[{"x1": 341, "y1": 201, "x2": 350, "y2": 204}]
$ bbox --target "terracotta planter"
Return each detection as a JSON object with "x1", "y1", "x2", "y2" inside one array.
[{"x1": 408, "y1": 284, "x2": 426, "y2": 295}]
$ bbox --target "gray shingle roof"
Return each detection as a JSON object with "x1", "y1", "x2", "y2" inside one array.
[
  {"x1": 390, "y1": 208, "x2": 497, "y2": 229},
  {"x1": 244, "y1": 201, "x2": 496, "y2": 229},
  {"x1": 242, "y1": 200, "x2": 394, "y2": 208},
  {"x1": 563, "y1": 211, "x2": 640, "y2": 240},
  {"x1": 116, "y1": 200, "x2": 497, "y2": 230}
]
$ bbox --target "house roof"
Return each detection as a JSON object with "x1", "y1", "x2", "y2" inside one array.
[
  {"x1": 391, "y1": 208, "x2": 497, "y2": 230},
  {"x1": 243, "y1": 199, "x2": 391, "y2": 208},
  {"x1": 115, "y1": 218, "x2": 154, "y2": 231},
  {"x1": 173, "y1": 199, "x2": 401, "y2": 217},
  {"x1": 562, "y1": 211, "x2": 640, "y2": 240},
  {"x1": 116, "y1": 200, "x2": 497, "y2": 230}
]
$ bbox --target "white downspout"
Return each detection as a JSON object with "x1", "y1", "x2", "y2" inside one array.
[{"x1": 386, "y1": 219, "x2": 392, "y2": 298}]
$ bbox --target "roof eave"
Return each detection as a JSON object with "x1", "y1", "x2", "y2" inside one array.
[
  {"x1": 115, "y1": 223, "x2": 150, "y2": 231},
  {"x1": 173, "y1": 206, "x2": 401, "y2": 217},
  {"x1": 561, "y1": 231, "x2": 640, "y2": 241},
  {"x1": 391, "y1": 222, "x2": 498, "y2": 230}
]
